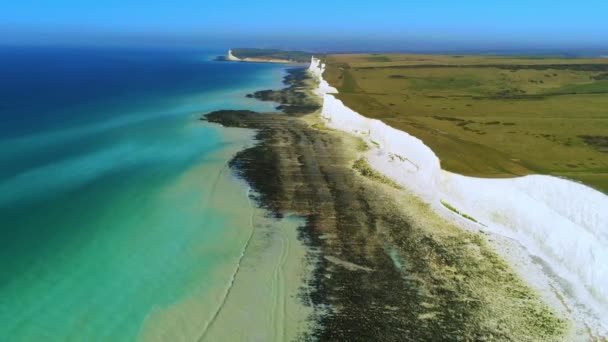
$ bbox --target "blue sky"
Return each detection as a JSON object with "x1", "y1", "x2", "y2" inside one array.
[{"x1": 1, "y1": 0, "x2": 606, "y2": 49}]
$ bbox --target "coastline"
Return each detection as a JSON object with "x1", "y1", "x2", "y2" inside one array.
[
  {"x1": 0, "y1": 49, "x2": 308, "y2": 341},
  {"x1": 138, "y1": 122, "x2": 312, "y2": 341},
  {"x1": 201, "y1": 63, "x2": 571, "y2": 340},
  {"x1": 226, "y1": 49, "x2": 304, "y2": 64},
  {"x1": 310, "y1": 57, "x2": 608, "y2": 339}
]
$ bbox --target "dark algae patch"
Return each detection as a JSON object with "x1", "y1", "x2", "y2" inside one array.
[
  {"x1": 201, "y1": 66, "x2": 567, "y2": 341},
  {"x1": 246, "y1": 68, "x2": 320, "y2": 114},
  {"x1": 579, "y1": 135, "x2": 608, "y2": 153},
  {"x1": 440, "y1": 200, "x2": 480, "y2": 223}
]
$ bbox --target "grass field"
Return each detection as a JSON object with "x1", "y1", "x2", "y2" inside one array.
[{"x1": 322, "y1": 54, "x2": 608, "y2": 193}]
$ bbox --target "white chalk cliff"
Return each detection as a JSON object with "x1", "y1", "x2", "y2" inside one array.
[
  {"x1": 226, "y1": 49, "x2": 242, "y2": 61},
  {"x1": 309, "y1": 57, "x2": 608, "y2": 336}
]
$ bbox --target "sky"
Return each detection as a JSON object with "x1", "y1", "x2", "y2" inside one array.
[{"x1": 1, "y1": 0, "x2": 607, "y2": 51}]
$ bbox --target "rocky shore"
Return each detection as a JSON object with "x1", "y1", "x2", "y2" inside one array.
[
  {"x1": 245, "y1": 68, "x2": 320, "y2": 114},
  {"x1": 201, "y1": 66, "x2": 567, "y2": 341}
]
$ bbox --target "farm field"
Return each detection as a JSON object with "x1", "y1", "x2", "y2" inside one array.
[{"x1": 322, "y1": 54, "x2": 608, "y2": 193}]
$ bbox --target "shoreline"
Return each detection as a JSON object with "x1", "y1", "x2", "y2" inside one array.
[
  {"x1": 310, "y1": 57, "x2": 608, "y2": 338},
  {"x1": 138, "y1": 122, "x2": 312, "y2": 341},
  {"x1": 201, "y1": 63, "x2": 572, "y2": 340},
  {"x1": 226, "y1": 49, "x2": 307, "y2": 65}
]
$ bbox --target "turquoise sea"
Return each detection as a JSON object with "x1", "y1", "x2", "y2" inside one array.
[{"x1": 0, "y1": 46, "x2": 288, "y2": 341}]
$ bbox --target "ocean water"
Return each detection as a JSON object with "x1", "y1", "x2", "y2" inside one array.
[{"x1": 0, "y1": 46, "x2": 289, "y2": 341}]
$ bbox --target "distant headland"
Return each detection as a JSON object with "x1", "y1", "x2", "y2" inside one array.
[{"x1": 219, "y1": 48, "x2": 312, "y2": 64}]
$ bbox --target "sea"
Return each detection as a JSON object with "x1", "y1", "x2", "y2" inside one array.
[{"x1": 0, "y1": 45, "x2": 306, "y2": 341}]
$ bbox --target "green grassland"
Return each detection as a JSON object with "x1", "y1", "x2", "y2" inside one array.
[
  {"x1": 231, "y1": 48, "x2": 312, "y2": 63},
  {"x1": 322, "y1": 54, "x2": 608, "y2": 193}
]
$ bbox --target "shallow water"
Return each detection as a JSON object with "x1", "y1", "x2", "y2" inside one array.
[{"x1": 0, "y1": 46, "x2": 302, "y2": 341}]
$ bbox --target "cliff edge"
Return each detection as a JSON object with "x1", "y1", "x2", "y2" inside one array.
[{"x1": 309, "y1": 56, "x2": 608, "y2": 338}]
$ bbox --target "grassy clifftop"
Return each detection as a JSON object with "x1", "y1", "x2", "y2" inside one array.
[{"x1": 322, "y1": 53, "x2": 608, "y2": 193}]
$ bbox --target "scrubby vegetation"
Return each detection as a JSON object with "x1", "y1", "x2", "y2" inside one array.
[
  {"x1": 579, "y1": 135, "x2": 608, "y2": 153},
  {"x1": 440, "y1": 200, "x2": 480, "y2": 223},
  {"x1": 353, "y1": 157, "x2": 402, "y2": 189}
]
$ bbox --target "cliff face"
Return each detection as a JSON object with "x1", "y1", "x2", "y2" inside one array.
[
  {"x1": 309, "y1": 56, "x2": 608, "y2": 335},
  {"x1": 226, "y1": 49, "x2": 242, "y2": 61},
  {"x1": 307, "y1": 58, "x2": 338, "y2": 96}
]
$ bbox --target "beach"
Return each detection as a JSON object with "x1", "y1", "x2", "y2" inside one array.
[
  {"x1": 203, "y1": 61, "x2": 572, "y2": 340},
  {"x1": 137, "y1": 129, "x2": 312, "y2": 341}
]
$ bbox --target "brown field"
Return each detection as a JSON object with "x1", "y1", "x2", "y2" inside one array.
[{"x1": 322, "y1": 53, "x2": 608, "y2": 193}]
